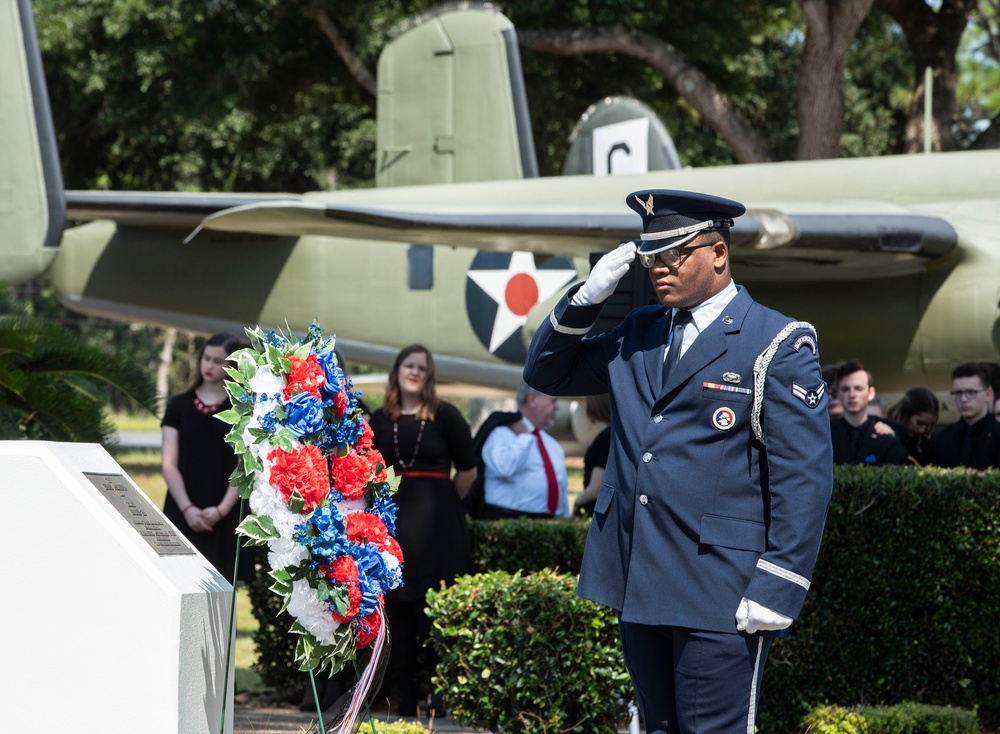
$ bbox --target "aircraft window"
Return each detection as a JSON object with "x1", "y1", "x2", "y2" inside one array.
[{"x1": 407, "y1": 245, "x2": 434, "y2": 290}]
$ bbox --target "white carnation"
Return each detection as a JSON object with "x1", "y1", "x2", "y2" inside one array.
[
  {"x1": 268, "y1": 536, "x2": 309, "y2": 569},
  {"x1": 332, "y1": 497, "x2": 368, "y2": 516},
  {"x1": 286, "y1": 579, "x2": 341, "y2": 645},
  {"x1": 248, "y1": 482, "x2": 303, "y2": 538},
  {"x1": 248, "y1": 366, "x2": 286, "y2": 400}
]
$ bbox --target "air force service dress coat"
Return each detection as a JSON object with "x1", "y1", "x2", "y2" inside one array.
[{"x1": 524, "y1": 284, "x2": 833, "y2": 634}]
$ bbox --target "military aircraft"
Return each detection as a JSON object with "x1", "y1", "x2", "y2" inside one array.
[{"x1": 5, "y1": 0, "x2": 1000, "y2": 431}]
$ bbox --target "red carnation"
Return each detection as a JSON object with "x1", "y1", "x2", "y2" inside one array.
[
  {"x1": 346, "y1": 512, "x2": 389, "y2": 547},
  {"x1": 363, "y1": 449, "x2": 388, "y2": 483},
  {"x1": 355, "y1": 606, "x2": 382, "y2": 649},
  {"x1": 283, "y1": 354, "x2": 326, "y2": 400},
  {"x1": 330, "y1": 453, "x2": 372, "y2": 500},
  {"x1": 355, "y1": 421, "x2": 374, "y2": 452},
  {"x1": 333, "y1": 388, "x2": 348, "y2": 418},
  {"x1": 327, "y1": 555, "x2": 359, "y2": 585},
  {"x1": 267, "y1": 445, "x2": 330, "y2": 511},
  {"x1": 381, "y1": 535, "x2": 404, "y2": 564}
]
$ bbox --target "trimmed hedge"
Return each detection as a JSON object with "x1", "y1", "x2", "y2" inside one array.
[
  {"x1": 761, "y1": 466, "x2": 1000, "y2": 730},
  {"x1": 466, "y1": 517, "x2": 589, "y2": 575},
  {"x1": 426, "y1": 569, "x2": 631, "y2": 733},
  {"x1": 802, "y1": 702, "x2": 980, "y2": 733},
  {"x1": 249, "y1": 467, "x2": 1000, "y2": 731}
]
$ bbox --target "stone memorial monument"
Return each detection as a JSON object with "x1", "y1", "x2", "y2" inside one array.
[{"x1": 0, "y1": 441, "x2": 234, "y2": 734}]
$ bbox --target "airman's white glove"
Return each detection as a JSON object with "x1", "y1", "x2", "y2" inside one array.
[
  {"x1": 571, "y1": 241, "x2": 637, "y2": 305},
  {"x1": 735, "y1": 597, "x2": 793, "y2": 634}
]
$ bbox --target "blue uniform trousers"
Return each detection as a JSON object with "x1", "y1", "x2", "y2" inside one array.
[{"x1": 619, "y1": 621, "x2": 771, "y2": 734}]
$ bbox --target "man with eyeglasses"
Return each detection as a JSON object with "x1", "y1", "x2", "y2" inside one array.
[
  {"x1": 926, "y1": 363, "x2": 1000, "y2": 469},
  {"x1": 523, "y1": 189, "x2": 833, "y2": 734}
]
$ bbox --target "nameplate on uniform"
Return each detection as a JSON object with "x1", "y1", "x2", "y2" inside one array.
[{"x1": 84, "y1": 472, "x2": 194, "y2": 556}]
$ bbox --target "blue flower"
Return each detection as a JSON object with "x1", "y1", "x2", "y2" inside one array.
[
  {"x1": 336, "y1": 416, "x2": 365, "y2": 447},
  {"x1": 284, "y1": 392, "x2": 325, "y2": 437},
  {"x1": 315, "y1": 350, "x2": 345, "y2": 397},
  {"x1": 351, "y1": 544, "x2": 387, "y2": 609},
  {"x1": 298, "y1": 505, "x2": 351, "y2": 561},
  {"x1": 369, "y1": 495, "x2": 399, "y2": 535}
]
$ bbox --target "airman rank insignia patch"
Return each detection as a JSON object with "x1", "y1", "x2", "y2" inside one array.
[
  {"x1": 792, "y1": 334, "x2": 817, "y2": 354},
  {"x1": 712, "y1": 406, "x2": 736, "y2": 430},
  {"x1": 792, "y1": 382, "x2": 825, "y2": 408}
]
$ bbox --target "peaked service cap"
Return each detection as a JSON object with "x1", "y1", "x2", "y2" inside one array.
[{"x1": 626, "y1": 189, "x2": 746, "y2": 256}]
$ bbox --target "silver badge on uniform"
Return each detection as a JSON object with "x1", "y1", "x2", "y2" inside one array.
[
  {"x1": 723, "y1": 372, "x2": 741, "y2": 384},
  {"x1": 712, "y1": 406, "x2": 736, "y2": 430},
  {"x1": 722, "y1": 315, "x2": 734, "y2": 325},
  {"x1": 792, "y1": 382, "x2": 825, "y2": 408}
]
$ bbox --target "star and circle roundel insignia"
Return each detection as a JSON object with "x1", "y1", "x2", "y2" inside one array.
[{"x1": 465, "y1": 252, "x2": 578, "y2": 363}]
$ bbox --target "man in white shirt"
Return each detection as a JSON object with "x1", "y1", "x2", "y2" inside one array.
[{"x1": 480, "y1": 381, "x2": 570, "y2": 519}]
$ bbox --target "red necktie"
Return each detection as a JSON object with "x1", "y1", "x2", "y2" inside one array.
[{"x1": 533, "y1": 428, "x2": 559, "y2": 515}]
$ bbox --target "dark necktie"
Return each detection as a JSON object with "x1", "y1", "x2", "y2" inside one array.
[
  {"x1": 960, "y1": 422, "x2": 973, "y2": 466},
  {"x1": 533, "y1": 428, "x2": 559, "y2": 515},
  {"x1": 663, "y1": 309, "x2": 693, "y2": 387}
]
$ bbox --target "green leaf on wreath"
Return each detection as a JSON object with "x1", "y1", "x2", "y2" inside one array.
[
  {"x1": 238, "y1": 350, "x2": 258, "y2": 380},
  {"x1": 330, "y1": 585, "x2": 350, "y2": 615},
  {"x1": 269, "y1": 567, "x2": 293, "y2": 597},
  {"x1": 236, "y1": 514, "x2": 278, "y2": 544},
  {"x1": 214, "y1": 409, "x2": 242, "y2": 425},
  {"x1": 273, "y1": 433, "x2": 292, "y2": 454},
  {"x1": 224, "y1": 365, "x2": 243, "y2": 384},
  {"x1": 288, "y1": 490, "x2": 305, "y2": 514}
]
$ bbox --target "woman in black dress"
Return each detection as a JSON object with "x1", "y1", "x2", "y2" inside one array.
[
  {"x1": 161, "y1": 332, "x2": 253, "y2": 584},
  {"x1": 369, "y1": 344, "x2": 476, "y2": 717}
]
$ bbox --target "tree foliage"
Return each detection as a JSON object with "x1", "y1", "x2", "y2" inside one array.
[
  {"x1": 0, "y1": 288, "x2": 158, "y2": 442},
  {"x1": 34, "y1": 0, "x2": 955, "y2": 194}
]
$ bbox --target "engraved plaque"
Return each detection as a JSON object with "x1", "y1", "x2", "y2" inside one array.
[{"x1": 84, "y1": 472, "x2": 194, "y2": 556}]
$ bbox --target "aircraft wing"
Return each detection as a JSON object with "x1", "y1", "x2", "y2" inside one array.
[
  {"x1": 186, "y1": 194, "x2": 959, "y2": 280},
  {"x1": 65, "y1": 191, "x2": 301, "y2": 230}
]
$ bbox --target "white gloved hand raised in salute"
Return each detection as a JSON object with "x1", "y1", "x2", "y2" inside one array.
[
  {"x1": 735, "y1": 597, "x2": 794, "y2": 634},
  {"x1": 571, "y1": 240, "x2": 637, "y2": 306}
]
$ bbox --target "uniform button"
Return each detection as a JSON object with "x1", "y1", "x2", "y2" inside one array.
[
  {"x1": 653, "y1": 415, "x2": 663, "y2": 424},
  {"x1": 639, "y1": 494, "x2": 649, "y2": 506},
  {"x1": 642, "y1": 452, "x2": 652, "y2": 463}
]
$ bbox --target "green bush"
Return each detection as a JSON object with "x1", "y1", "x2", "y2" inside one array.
[
  {"x1": 803, "y1": 702, "x2": 979, "y2": 733},
  {"x1": 351, "y1": 718, "x2": 429, "y2": 734},
  {"x1": 467, "y1": 517, "x2": 590, "y2": 574},
  {"x1": 426, "y1": 569, "x2": 631, "y2": 734},
  {"x1": 763, "y1": 466, "x2": 1000, "y2": 730},
  {"x1": 249, "y1": 467, "x2": 1000, "y2": 729}
]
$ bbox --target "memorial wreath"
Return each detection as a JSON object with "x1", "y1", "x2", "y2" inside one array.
[{"x1": 217, "y1": 323, "x2": 402, "y2": 681}]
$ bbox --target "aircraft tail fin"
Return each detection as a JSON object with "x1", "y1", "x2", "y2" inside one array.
[
  {"x1": 562, "y1": 96, "x2": 682, "y2": 176},
  {"x1": 0, "y1": 0, "x2": 64, "y2": 283},
  {"x1": 376, "y1": 6, "x2": 538, "y2": 187}
]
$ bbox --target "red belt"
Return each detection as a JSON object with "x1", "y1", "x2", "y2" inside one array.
[{"x1": 396, "y1": 471, "x2": 450, "y2": 479}]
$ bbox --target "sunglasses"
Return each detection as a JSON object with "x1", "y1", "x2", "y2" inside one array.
[{"x1": 638, "y1": 241, "x2": 717, "y2": 269}]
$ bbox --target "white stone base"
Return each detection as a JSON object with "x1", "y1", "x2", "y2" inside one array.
[{"x1": 0, "y1": 441, "x2": 234, "y2": 734}]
